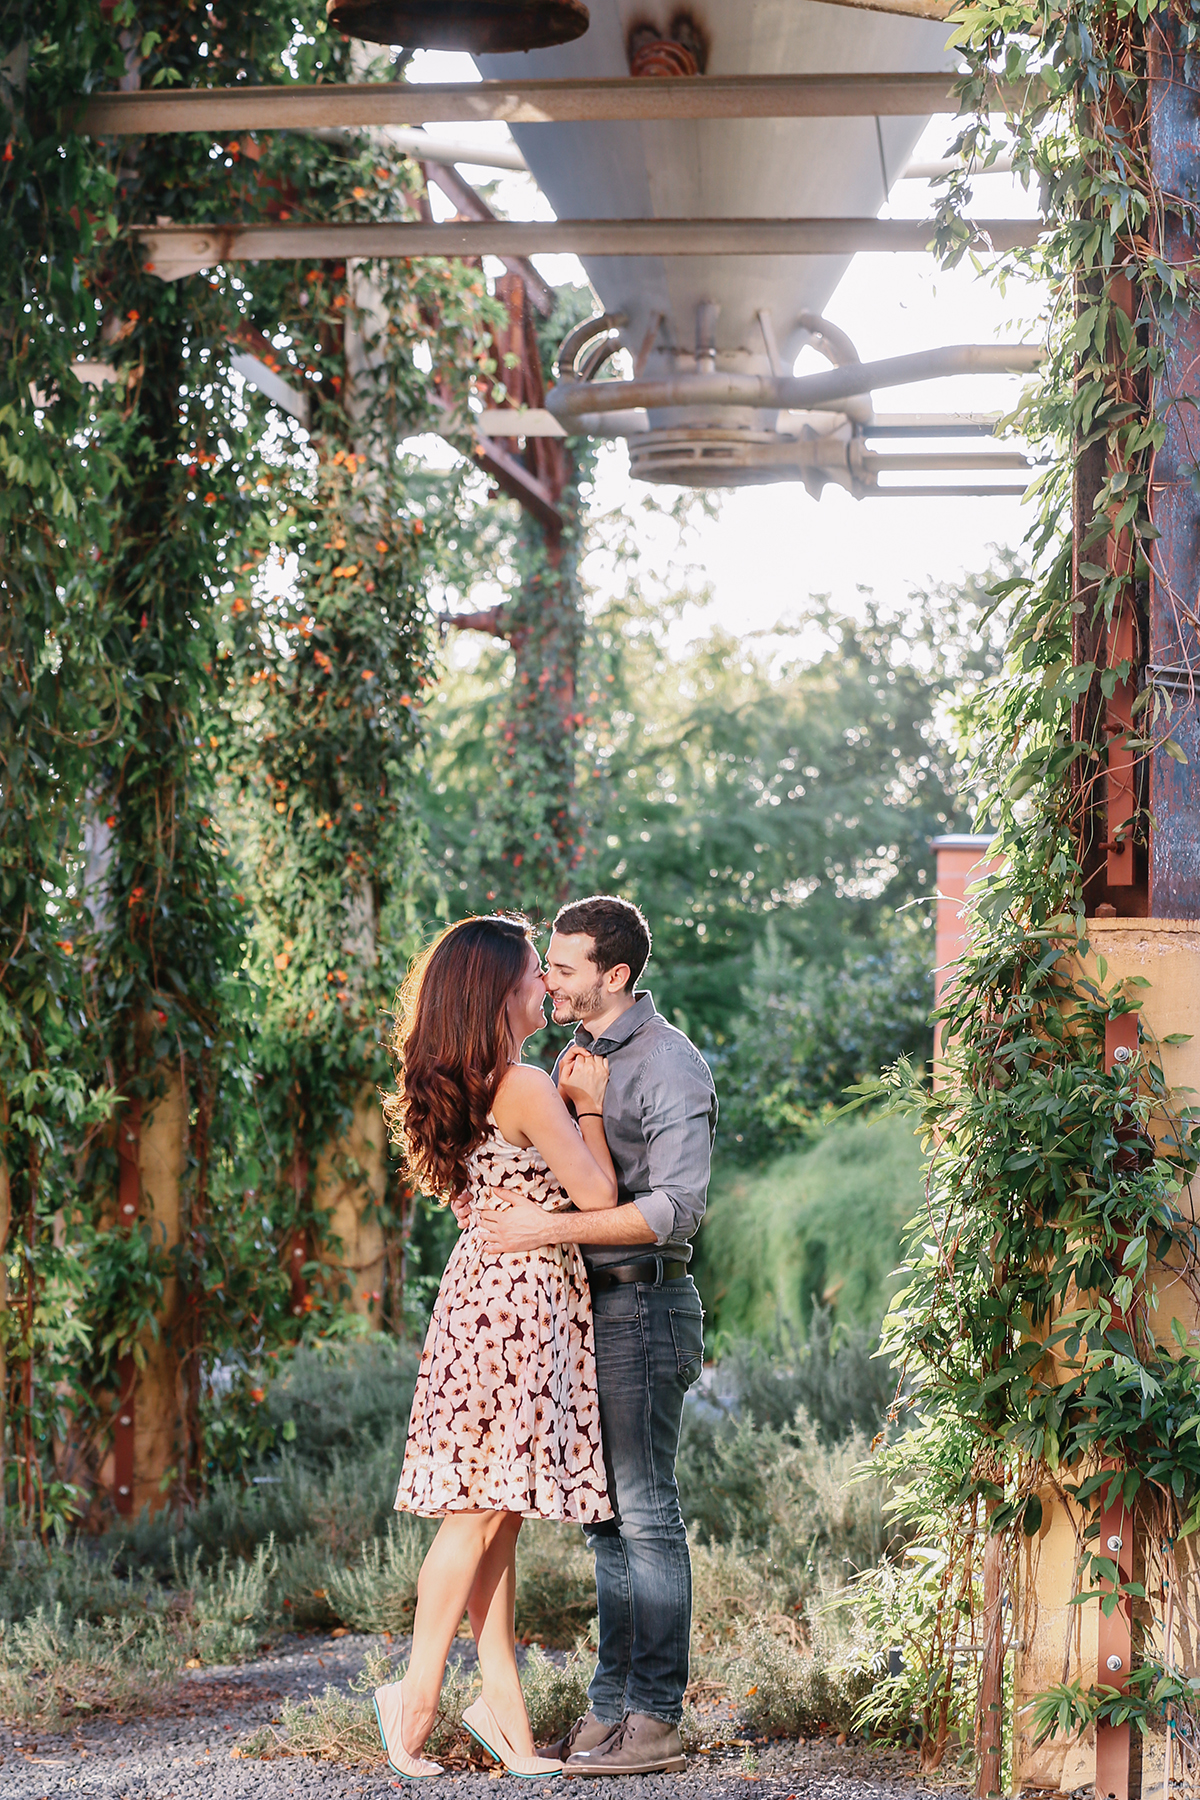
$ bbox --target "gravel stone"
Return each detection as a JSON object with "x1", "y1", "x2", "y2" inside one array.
[{"x1": 0, "y1": 1632, "x2": 962, "y2": 1800}]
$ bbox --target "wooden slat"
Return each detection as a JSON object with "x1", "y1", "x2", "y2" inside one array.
[
  {"x1": 73, "y1": 71, "x2": 1037, "y2": 136},
  {"x1": 136, "y1": 215, "x2": 1044, "y2": 280}
]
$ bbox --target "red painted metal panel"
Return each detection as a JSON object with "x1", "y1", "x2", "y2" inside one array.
[
  {"x1": 113, "y1": 1097, "x2": 140, "y2": 1516},
  {"x1": 1095, "y1": 1483, "x2": 1134, "y2": 1800}
]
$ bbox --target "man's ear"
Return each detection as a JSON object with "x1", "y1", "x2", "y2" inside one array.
[{"x1": 604, "y1": 962, "x2": 632, "y2": 993}]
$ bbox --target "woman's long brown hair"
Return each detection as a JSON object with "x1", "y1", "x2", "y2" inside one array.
[{"x1": 383, "y1": 914, "x2": 534, "y2": 1198}]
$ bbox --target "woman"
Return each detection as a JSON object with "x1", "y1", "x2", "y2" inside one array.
[{"x1": 375, "y1": 914, "x2": 617, "y2": 1781}]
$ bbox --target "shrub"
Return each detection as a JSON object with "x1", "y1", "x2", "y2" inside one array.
[
  {"x1": 0, "y1": 1604, "x2": 184, "y2": 1730},
  {"x1": 185, "y1": 1539, "x2": 277, "y2": 1663},
  {"x1": 516, "y1": 1645, "x2": 593, "y2": 1742},
  {"x1": 697, "y1": 1310, "x2": 896, "y2": 1443},
  {"x1": 721, "y1": 1618, "x2": 876, "y2": 1738},
  {"x1": 515, "y1": 1522, "x2": 597, "y2": 1646},
  {"x1": 692, "y1": 1116, "x2": 926, "y2": 1343},
  {"x1": 715, "y1": 930, "x2": 933, "y2": 1163},
  {"x1": 260, "y1": 1338, "x2": 419, "y2": 1469},
  {"x1": 324, "y1": 1515, "x2": 433, "y2": 1635}
]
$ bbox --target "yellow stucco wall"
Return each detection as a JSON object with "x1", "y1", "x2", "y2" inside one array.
[{"x1": 1013, "y1": 919, "x2": 1200, "y2": 1792}]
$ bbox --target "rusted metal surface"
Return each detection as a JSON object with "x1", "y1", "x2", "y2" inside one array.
[
  {"x1": 1149, "y1": 21, "x2": 1200, "y2": 917},
  {"x1": 74, "y1": 71, "x2": 1037, "y2": 136},
  {"x1": 324, "y1": 0, "x2": 590, "y2": 52}
]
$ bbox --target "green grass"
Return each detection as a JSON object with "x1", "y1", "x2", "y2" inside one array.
[{"x1": 692, "y1": 1115, "x2": 925, "y2": 1343}]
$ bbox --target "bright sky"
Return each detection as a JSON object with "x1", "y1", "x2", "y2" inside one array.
[{"x1": 406, "y1": 50, "x2": 1051, "y2": 652}]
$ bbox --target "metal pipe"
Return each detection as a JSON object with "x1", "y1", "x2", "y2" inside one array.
[
  {"x1": 572, "y1": 410, "x2": 650, "y2": 436},
  {"x1": 866, "y1": 412, "x2": 1005, "y2": 435},
  {"x1": 384, "y1": 128, "x2": 526, "y2": 171},
  {"x1": 553, "y1": 311, "x2": 628, "y2": 380},
  {"x1": 859, "y1": 448, "x2": 1036, "y2": 471},
  {"x1": 547, "y1": 344, "x2": 1043, "y2": 420},
  {"x1": 306, "y1": 124, "x2": 527, "y2": 169},
  {"x1": 795, "y1": 310, "x2": 862, "y2": 369},
  {"x1": 866, "y1": 484, "x2": 1031, "y2": 497}
]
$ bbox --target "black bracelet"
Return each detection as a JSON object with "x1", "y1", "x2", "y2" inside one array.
[{"x1": 575, "y1": 1111, "x2": 604, "y2": 1119}]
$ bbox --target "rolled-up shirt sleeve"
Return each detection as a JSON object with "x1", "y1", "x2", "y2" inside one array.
[{"x1": 634, "y1": 1045, "x2": 717, "y2": 1246}]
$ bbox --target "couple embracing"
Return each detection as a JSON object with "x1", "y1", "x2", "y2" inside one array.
[{"x1": 375, "y1": 895, "x2": 717, "y2": 1781}]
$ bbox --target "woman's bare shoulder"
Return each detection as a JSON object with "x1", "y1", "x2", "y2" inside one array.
[{"x1": 495, "y1": 1062, "x2": 557, "y2": 1103}]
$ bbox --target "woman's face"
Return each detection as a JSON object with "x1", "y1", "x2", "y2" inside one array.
[{"x1": 506, "y1": 943, "x2": 548, "y2": 1050}]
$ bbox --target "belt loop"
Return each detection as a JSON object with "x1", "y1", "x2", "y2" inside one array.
[{"x1": 654, "y1": 1254, "x2": 663, "y2": 1287}]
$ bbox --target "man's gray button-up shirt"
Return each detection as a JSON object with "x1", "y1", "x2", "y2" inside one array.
[{"x1": 552, "y1": 990, "x2": 718, "y2": 1269}]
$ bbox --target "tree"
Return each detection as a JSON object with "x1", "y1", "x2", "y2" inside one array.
[{"x1": 417, "y1": 573, "x2": 1002, "y2": 1049}]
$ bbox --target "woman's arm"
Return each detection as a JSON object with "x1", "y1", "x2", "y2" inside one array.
[{"x1": 492, "y1": 1064, "x2": 617, "y2": 1211}]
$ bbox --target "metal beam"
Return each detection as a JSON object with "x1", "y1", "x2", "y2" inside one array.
[
  {"x1": 74, "y1": 72, "x2": 1036, "y2": 136},
  {"x1": 461, "y1": 435, "x2": 563, "y2": 535},
  {"x1": 421, "y1": 162, "x2": 555, "y2": 317},
  {"x1": 135, "y1": 216, "x2": 1044, "y2": 280}
]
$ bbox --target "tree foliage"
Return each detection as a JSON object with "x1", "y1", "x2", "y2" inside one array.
[{"x1": 420, "y1": 580, "x2": 997, "y2": 1047}]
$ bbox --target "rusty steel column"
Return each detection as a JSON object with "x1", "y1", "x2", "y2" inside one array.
[{"x1": 1148, "y1": 20, "x2": 1200, "y2": 913}]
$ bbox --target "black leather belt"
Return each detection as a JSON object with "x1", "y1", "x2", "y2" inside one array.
[{"x1": 588, "y1": 1257, "x2": 687, "y2": 1291}]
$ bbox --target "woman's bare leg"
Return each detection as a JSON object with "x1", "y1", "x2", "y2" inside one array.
[
  {"x1": 400, "y1": 1511, "x2": 509, "y2": 1753},
  {"x1": 466, "y1": 1513, "x2": 535, "y2": 1756}
]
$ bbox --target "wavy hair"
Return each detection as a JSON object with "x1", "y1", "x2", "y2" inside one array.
[{"x1": 383, "y1": 914, "x2": 534, "y2": 1198}]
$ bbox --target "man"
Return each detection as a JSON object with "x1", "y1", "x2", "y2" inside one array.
[{"x1": 478, "y1": 894, "x2": 717, "y2": 1777}]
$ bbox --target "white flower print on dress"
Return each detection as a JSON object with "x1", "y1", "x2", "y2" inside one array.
[{"x1": 394, "y1": 1128, "x2": 612, "y2": 1524}]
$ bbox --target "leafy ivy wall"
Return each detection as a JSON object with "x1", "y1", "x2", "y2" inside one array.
[
  {"x1": 858, "y1": 0, "x2": 1200, "y2": 1783},
  {"x1": 0, "y1": 1, "x2": 501, "y2": 1520}
]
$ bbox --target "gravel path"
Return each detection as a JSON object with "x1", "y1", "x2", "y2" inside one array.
[{"x1": 0, "y1": 1632, "x2": 959, "y2": 1800}]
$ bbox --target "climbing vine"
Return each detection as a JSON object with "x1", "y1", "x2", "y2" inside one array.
[
  {"x1": 854, "y1": 0, "x2": 1200, "y2": 1781},
  {"x1": 1, "y1": 0, "x2": 505, "y2": 1516}
]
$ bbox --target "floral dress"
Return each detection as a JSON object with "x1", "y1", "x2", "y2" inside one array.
[{"x1": 394, "y1": 1126, "x2": 613, "y2": 1523}]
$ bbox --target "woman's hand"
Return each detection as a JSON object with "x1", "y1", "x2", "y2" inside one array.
[{"x1": 557, "y1": 1046, "x2": 609, "y2": 1114}]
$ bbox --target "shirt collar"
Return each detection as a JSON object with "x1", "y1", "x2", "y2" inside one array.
[{"x1": 574, "y1": 989, "x2": 657, "y2": 1053}]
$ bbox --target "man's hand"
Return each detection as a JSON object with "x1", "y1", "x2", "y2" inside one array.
[
  {"x1": 478, "y1": 1194, "x2": 556, "y2": 1255},
  {"x1": 449, "y1": 1191, "x2": 470, "y2": 1230}
]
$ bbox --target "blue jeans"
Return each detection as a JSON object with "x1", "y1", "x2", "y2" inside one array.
[{"x1": 583, "y1": 1273, "x2": 705, "y2": 1726}]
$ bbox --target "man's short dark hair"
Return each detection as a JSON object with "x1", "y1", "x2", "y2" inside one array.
[{"x1": 552, "y1": 895, "x2": 651, "y2": 991}]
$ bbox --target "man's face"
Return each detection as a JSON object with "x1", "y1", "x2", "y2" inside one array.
[{"x1": 544, "y1": 931, "x2": 612, "y2": 1024}]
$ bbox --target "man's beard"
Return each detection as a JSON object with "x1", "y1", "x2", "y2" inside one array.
[{"x1": 551, "y1": 980, "x2": 606, "y2": 1023}]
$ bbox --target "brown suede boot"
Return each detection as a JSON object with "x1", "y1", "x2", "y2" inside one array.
[
  {"x1": 565, "y1": 1712, "x2": 687, "y2": 1776},
  {"x1": 540, "y1": 1711, "x2": 621, "y2": 1762}
]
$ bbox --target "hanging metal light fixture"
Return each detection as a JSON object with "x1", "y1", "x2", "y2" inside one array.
[{"x1": 326, "y1": 0, "x2": 589, "y2": 51}]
